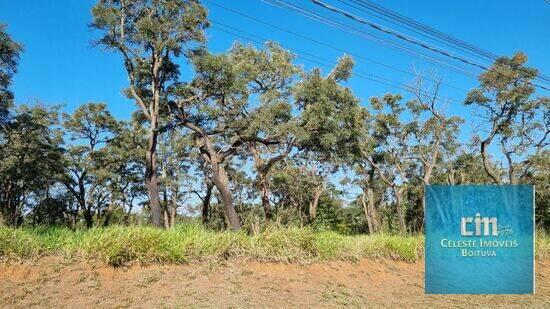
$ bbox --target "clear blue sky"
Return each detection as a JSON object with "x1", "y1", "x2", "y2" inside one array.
[{"x1": 1, "y1": 0, "x2": 549, "y2": 129}]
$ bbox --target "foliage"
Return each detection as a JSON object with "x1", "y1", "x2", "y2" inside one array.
[
  {"x1": 0, "y1": 223, "x2": 424, "y2": 265},
  {"x1": 0, "y1": 105, "x2": 65, "y2": 226},
  {"x1": 91, "y1": 0, "x2": 209, "y2": 227},
  {"x1": 2, "y1": 223, "x2": 550, "y2": 265},
  {"x1": 465, "y1": 52, "x2": 549, "y2": 184},
  {"x1": 0, "y1": 23, "x2": 23, "y2": 125},
  {"x1": 1, "y1": 13, "x2": 549, "y2": 235}
]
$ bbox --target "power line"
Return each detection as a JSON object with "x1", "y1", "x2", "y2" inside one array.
[
  {"x1": 310, "y1": 0, "x2": 550, "y2": 91},
  {"x1": 210, "y1": 20, "x2": 458, "y2": 103},
  {"x1": 312, "y1": 0, "x2": 490, "y2": 71},
  {"x1": 262, "y1": 0, "x2": 484, "y2": 80},
  {"x1": 204, "y1": 0, "x2": 467, "y2": 92},
  {"x1": 343, "y1": 0, "x2": 550, "y2": 85},
  {"x1": 344, "y1": 0, "x2": 498, "y2": 61}
]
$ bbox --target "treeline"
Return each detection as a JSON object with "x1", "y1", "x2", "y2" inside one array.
[{"x1": 0, "y1": 1, "x2": 548, "y2": 233}]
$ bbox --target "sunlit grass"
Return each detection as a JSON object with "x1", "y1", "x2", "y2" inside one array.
[{"x1": 0, "y1": 223, "x2": 548, "y2": 266}]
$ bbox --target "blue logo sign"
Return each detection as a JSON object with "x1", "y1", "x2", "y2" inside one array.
[{"x1": 425, "y1": 185, "x2": 534, "y2": 294}]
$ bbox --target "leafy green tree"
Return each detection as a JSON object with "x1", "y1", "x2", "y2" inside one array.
[
  {"x1": 367, "y1": 94, "x2": 414, "y2": 235},
  {"x1": 0, "y1": 23, "x2": 23, "y2": 126},
  {"x1": 294, "y1": 55, "x2": 367, "y2": 162},
  {"x1": 236, "y1": 43, "x2": 300, "y2": 220},
  {"x1": 407, "y1": 77, "x2": 463, "y2": 186},
  {"x1": 91, "y1": 0, "x2": 209, "y2": 227},
  {"x1": 270, "y1": 161, "x2": 325, "y2": 225},
  {"x1": 61, "y1": 103, "x2": 120, "y2": 228},
  {"x1": 0, "y1": 105, "x2": 64, "y2": 226},
  {"x1": 292, "y1": 55, "x2": 367, "y2": 223},
  {"x1": 466, "y1": 52, "x2": 549, "y2": 184},
  {"x1": 170, "y1": 43, "x2": 299, "y2": 230},
  {"x1": 95, "y1": 118, "x2": 146, "y2": 226}
]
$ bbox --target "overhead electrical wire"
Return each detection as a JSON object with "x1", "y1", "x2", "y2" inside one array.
[
  {"x1": 204, "y1": 0, "x2": 467, "y2": 93},
  {"x1": 344, "y1": 0, "x2": 499, "y2": 61},
  {"x1": 261, "y1": 0, "x2": 484, "y2": 80},
  {"x1": 311, "y1": 0, "x2": 491, "y2": 71},
  {"x1": 261, "y1": 0, "x2": 549, "y2": 91},
  {"x1": 210, "y1": 20, "x2": 458, "y2": 103},
  {"x1": 344, "y1": 0, "x2": 550, "y2": 85},
  {"x1": 309, "y1": 0, "x2": 550, "y2": 91}
]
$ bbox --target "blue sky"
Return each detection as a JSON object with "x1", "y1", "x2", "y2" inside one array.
[{"x1": 1, "y1": 0, "x2": 549, "y2": 132}]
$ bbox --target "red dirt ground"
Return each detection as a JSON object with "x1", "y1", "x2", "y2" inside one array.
[{"x1": 0, "y1": 258, "x2": 548, "y2": 308}]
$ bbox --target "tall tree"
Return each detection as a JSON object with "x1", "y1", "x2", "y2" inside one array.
[
  {"x1": 95, "y1": 119, "x2": 146, "y2": 226},
  {"x1": 0, "y1": 23, "x2": 23, "y2": 126},
  {"x1": 407, "y1": 77, "x2": 463, "y2": 231},
  {"x1": 236, "y1": 43, "x2": 299, "y2": 220},
  {"x1": 293, "y1": 55, "x2": 367, "y2": 223},
  {"x1": 367, "y1": 94, "x2": 414, "y2": 235},
  {"x1": 408, "y1": 77, "x2": 463, "y2": 187},
  {"x1": 0, "y1": 105, "x2": 64, "y2": 226},
  {"x1": 465, "y1": 52, "x2": 549, "y2": 184},
  {"x1": 91, "y1": 0, "x2": 208, "y2": 227},
  {"x1": 170, "y1": 43, "x2": 298, "y2": 230},
  {"x1": 61, "y1": 103, "x2": 120, "y2": 228}
]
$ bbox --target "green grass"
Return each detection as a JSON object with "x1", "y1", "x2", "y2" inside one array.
[{"x1": 0, "y1": 223, "x2": 548, "y2": 266}]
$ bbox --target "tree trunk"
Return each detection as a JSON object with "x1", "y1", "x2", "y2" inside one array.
[
  {"x1": 211, "y1": 161, "x2": 241, "y2": 231},
  {"x1": 394, "y1": 188, "x2": 407, "y2": 235},
  {"x1": 202, "y1": 180, "x2": 214, "y2": 224},
  {"x1": 363, "y1": 186, "x2": 381, "y2": 234},
  {"x1": 367, "y1": 190, "x2": 381, "y2": 233},
  {"x1": 163, "y1": 210, "x2": 169, "y2": 228},
  {"x1": 249, "y1": 143, "x2": 276, "y2": 221},
  {"x1": 124, "y1": 198, "x2": 134, "y2": 226},
  {"x1": 480, "y1": 137, "x2": 501, "y2": 184},
  {"x1": 259, "y1": 174, "x2": 273, "y2": 220},
  {"x1": 308, "y1": 185, "x2": 323, "y2": 223},
  {"x1": 83, "y1": 207, "x2": 93, "y2": 229},
  {"x1": 361, "y1": 192, "x2": 373, "y2": 233},
  {"x1": 168, "y1": 191, "x2": 177, "y2": 228},
  {"x1": 146, "y1": 124, "x2": 163, "y2": 228}
]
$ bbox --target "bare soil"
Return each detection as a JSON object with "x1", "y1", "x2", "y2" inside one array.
[{"x1": 0, "y1": 258, "x2": 548, "y2": 308}]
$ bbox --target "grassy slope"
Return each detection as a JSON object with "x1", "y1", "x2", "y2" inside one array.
[{"x1": 1, "y1": 224, "x2": 548, "y2": 266}]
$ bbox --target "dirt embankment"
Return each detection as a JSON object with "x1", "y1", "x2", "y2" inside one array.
[{"x1": 0, "y1": 258, "x2": 548, "y2": 308}]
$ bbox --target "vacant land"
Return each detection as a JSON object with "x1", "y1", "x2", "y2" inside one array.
[
  {"x1": 0, "y1": 258, "x2": 549, "y2": 308},
  {"x1": 1, "y1": 226, "x2": 549, "y2": 307}
]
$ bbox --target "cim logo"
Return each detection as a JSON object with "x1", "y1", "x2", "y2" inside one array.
[{"x1": 460, "y1": 213, "x2": 498, "y2": 236}]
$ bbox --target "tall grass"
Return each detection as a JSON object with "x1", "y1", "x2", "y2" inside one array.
[{"x1": 0, "y1": 223, "x2": 548, "y2": 266}]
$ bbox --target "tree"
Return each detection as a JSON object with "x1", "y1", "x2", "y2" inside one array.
[
  {"x1": 433, "y1": 150, "x2": 496, "y2": 185},
  {"x1": 235, "y1": 43, "x2": 300, "y2": 220},
  {"x1": 367, "y1": 94, "x2": 414, "y2": 235},
  {"x1": 270, "y1": 160, "x2": 325, "y2": 225},
  {"x1": 354, "y1": 161, "x2": 383, "y2": 234},
  {"x1": 0, "y1": 24, "x2": 23, "y2": 126},
  {"x1": 91, "y1": 0, "x2": 209, "y2": 227},
  {"x1": 170, "y1": 43, "x2": 299, "y2": 230},
  {"x1": 61, "y1": 103, "x2": 120, "y2": 228},
  {"x1": 0, "y1": 105, "x2": 64, "y2": 226},
  {"x1": 465, "y1": 52, "x2": 549, "y2": 184},
  {"x1": 157, "y1": 129, "x2": 195, "y2": 227},
  {"x1": 95, "y1": 118, "x2": 146, "y2": 226},
  {"x1": 293, "y1": 55, "x2": 367, "y2": 223},
  {"x1": 407, "y1": 77, "x2": 463, "y2": 187},
  {"x1": 406, "y1": 76, "x2": 463, "y2": 231}
]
